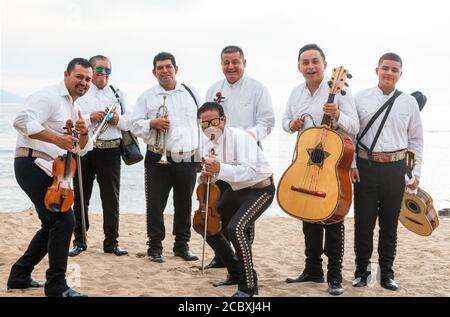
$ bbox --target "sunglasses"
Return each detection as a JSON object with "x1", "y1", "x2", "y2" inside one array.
[
  {"x1": 201, "y1": 117, "x2": 223, "y2": 129},
  {"x1": 95, "y1": 66, "x2": 111, "y2": 75}
]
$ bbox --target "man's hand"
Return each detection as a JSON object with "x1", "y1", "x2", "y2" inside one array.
[
  {"x1": 289, "y1": 117, "x2": 304, "y2": 132},
  {"x1": 55, "y1": 134, "x2": 78, "y2": 152},
  {"x1": 408, "y1": 176, "x2": 420, "y2": 190},
  {"x1": 204, "y1": 158, "x2": 220, "y2": 174},
  {"x1": 150, "y1": 117, "x2": 170, "y2": 130},
  {"x1": 199, "y1": 173, "x2": 209, "y2": 183},
  {"x1": 108, "y1": 112, "x2": 119, "y2": 126},
  {"x1": 90, "y1": 111, "x2": 106, "y2": 123},
  {"x1": 323, "y1": 103, "x2": 340, "y2": 120},
  {"x1": 351, "y1": 168, "x2": 360, "y2": 183},
  {"x1": 75, "y1": 111, "x2": 89, "y2": 135}
]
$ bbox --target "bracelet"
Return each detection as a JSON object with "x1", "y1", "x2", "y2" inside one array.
[{"x1": 81, "y1": 133, "x2": 88, "y2": 136}]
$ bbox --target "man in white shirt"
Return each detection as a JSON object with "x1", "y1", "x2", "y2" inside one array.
[
  {"x1": 198, "y1": 102, "x2": 275, "y2": 297},
  {"x1": 204, "y1": 45, "x2": 275, "y2": 269},
  {"x1": 131, "y1": 52, "x2": 200, "y2": 263},
  {"x1": 351, "y1": 52, "x2": 423, "y2": 291},
  {"x1": 8, "y1": 58, "x2": 93, "y2": 297},
  {"x1": 68, "y1": 55, "x2": 129, "y2": 257},
  {"x1": 283, "y1": 44, "x2": 359, "y2": 296}
]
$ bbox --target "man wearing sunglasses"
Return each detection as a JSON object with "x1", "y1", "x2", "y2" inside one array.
[
  {"x1": 130, "y1": 52, "x2": 201, "y2": 263},
  {"x1": 198, "y1": 102, "x2": 275, "y2": 297},
  {"x1": 203, "y1": 45, "x2": 275, "y2": 270},
  {"x1": 69, "y1": 55, "x2": 130, "y2": 257}
]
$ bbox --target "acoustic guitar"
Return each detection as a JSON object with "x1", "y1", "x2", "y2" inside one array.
[
  {"x1": 399, "y1": 151, "x2": 439, "y2": 236},
  {"x1": 277, "y1": 66, "x2": 354, "y2": 224}
]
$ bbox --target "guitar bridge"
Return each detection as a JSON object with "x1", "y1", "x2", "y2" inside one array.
[
  {"x1": 405, "y1": 216, "x2": 424, "y2": 226},
  {"x1": 291, "y1": 186, "x2": 326, "y2": 198}
]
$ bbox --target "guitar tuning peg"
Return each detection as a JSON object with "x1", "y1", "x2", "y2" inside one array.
[
  {"x1": 347, "y1": 73, "x2": 353, "y2": 79},
  {"x1": 344, "y1": 83, "x2": 349, "y2": 87},
  {"x1": 327, "y1": 80, "x2": 332, "y2": 87},
  {"x1": 340, "y1": 90, "x2": 346, "y2": 96}
]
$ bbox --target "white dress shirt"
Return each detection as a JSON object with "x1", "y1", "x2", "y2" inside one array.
[
  {"x1": 13, "y1": 81, "x2": 93, "y2": 159},
  {"x1": 130, "y1": 82, "x2": 201, "y2": 153},
  {"x1": 206, "y1": 74, "x2": 275, "y2": 141},
  {"x1": 76, "y1": 83, "x2": 130, "y2": 141},
  {"x1": 282, "y1": 76, "x2": 360, "y2": 136},
  {"x1": 201, "y1": 127, "x2": 273, "y2": 191},
  {"x1": 354, "y1": 86, "x2": 424, "y2": 176}
]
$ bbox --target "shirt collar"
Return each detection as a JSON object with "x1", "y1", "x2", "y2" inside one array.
[
  {"x1": 225, "y1": 74, "x2": 246, "y2": 89},
  {"x1": 303, "y1": 76, "x2": 328, "y2": 97},
  {"x1": 91, "y1": 83, "x2": 109, "y2": 93},
  {"x1": 376, "y1": 85, "x2": 397, "y2": 98},
  {"x1": 155, "y1": 82, "x2": 184, "y2": 95},
  {"x1": 58, "y1": 81, "x2": 74, "y2": 104}
]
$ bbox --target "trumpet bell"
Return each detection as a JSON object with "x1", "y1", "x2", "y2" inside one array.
[{"x1": 157, "y1": 156, "x2": 171, "y2": 164}]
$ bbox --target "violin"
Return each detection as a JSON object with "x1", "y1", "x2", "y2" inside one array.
[
  {"x1": 44, "y1": 120, "x2": 77, "y2": 212},
  {"x1": 193, "y1": 177, "x2": 222, "y2": 236}
]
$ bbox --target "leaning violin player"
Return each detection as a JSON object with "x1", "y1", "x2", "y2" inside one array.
[
  {"x1": 7, "y1": 58, "x2": 93, "y2": 297},
  {"x1": 197, "y1": 102, "x2": 275, "y2": 298}
]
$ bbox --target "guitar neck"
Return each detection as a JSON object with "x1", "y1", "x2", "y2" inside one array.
[{"x1": 321, "y1": 94, "x2": 336, "y2": 126}]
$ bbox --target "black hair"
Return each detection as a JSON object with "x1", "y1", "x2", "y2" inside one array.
[
  {"x1": 298, "y1": 44, "x2": 326, "y2": 62},
  {"x1": 221, "y1": 45, "x2": 244, "y2": 59},
  {"x1": 89, "y1": 55, "x2": 111, "y2": 67},
  {"x1": 378, "y1": 52, "x2": 402, "y2": 67},
  {"x1": 197, "y1": 102, "x2": 225, "y2": 119},
  {"x1": 66, "y1": 58, "x2": 91, "y2": 73},
  {"x1": 153, "y1": 52, "x2": 176, "y2": 69}
]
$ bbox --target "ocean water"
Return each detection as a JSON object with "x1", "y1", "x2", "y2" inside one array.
[{"x1": 1, "y1": 103, "x2": 449, "y2": 216}]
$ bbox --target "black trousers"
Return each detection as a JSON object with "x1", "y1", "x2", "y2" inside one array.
[
  {"x1": 302, "y1": 220, "x2": 345, "y2": 282},
  {"x1": 209, "y1": 182, "x2": 256, "y2": 265},
  {"x1": 354, "y1": 158, "x2": 406, "y2": 280},
  {"x1": 9, "y1": 158, "x2": 75, "y2": 296},
  {"x1": 206, "y1": 183, "x2": 275, "y2": 294},
  {"x1": 73, "y1": 147, "x2": 121, "y2": 251},
  {"x1": 144, "y1": 151, "x2": 197, "y2": 254}
]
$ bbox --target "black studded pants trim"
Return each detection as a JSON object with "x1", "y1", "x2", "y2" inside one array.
[
  {"x1": 207, "y1": 183, "x2": 275, "y2": 294},
  {"x1": 354, "y1": 158, "x2": 405, "y2": 280},
  {"x1": 144, "y1": 151, "x2": 196, "y2": 254}
]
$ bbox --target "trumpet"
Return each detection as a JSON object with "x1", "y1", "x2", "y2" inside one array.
[
  {"x1": 92, "y1": 97, "x2": 119, "y2": 142},
  {"x1": 154, "y1": 96, "x2": 170, "y2": 164}
]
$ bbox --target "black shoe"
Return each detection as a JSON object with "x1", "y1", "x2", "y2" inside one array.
[
  {"x1": 174, "y1": 250, "x2": 199, "y2": 261},
  {"x1": 328, "y1": 280, "x2": 344, "y2": 295},
  {"x1": 352, "y1": 276, "x2": 368, "y2": 287},
  {"x1": 212, "y1": 275, "x2": 239, "y2": 287},
  {"x1": 286, "y1": 272, "x2": 325, "y2": 283},
  {"x1": 231, "y1": 290, "x2": 252, "y2": 297},
  {"x1": 105, "y1": 246, "x2": 128, "y2": 256},
  {"x1": 149, "y1": 253, "x2": 164, "y2": 263},
  {"x1": 204, "y1": 258, "x2": 226, "y2": 269},
  {"x1": 7, "y1": 278, "x2": 45, "y2": 290},
  {"x1": 61, "y1": 288, "x2": 88, "y2": 297},
  {"x1": 380, "y1": 278, "x2": 398, "y2": 291},
  {"x1": 68, "y1": 245, "x2": 86, "y2": 257}
]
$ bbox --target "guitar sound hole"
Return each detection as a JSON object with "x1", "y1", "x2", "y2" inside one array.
[
  {"x1": 311, "y1": 149, "x2": 325, "y2": 164},
  {"x1": 406, "y1": 200, "x2": 420, "y2": 214}
]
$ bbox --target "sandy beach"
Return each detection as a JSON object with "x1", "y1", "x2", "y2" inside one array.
[{"x1": 1, "y1": 210, "x2": 449, "y2": 297}]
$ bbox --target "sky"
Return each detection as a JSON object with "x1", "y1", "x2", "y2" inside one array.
[{"x1": 1, "y1": 0, "x2": 450, "y2": 111}]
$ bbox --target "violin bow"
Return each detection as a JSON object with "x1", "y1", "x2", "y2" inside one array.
[
  {"x1": 72, "y1": 117, "x2": 87, "y2": 247},
  {"x1": 200, "y1": 138, "x2": 217, "y2": 274},
  {"x1": 201, "y1": 175, "x2": 210, "y2": 275}
]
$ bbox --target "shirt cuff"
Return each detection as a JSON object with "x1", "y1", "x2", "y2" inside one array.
[
  {"x1": 26, "y1": 121, "x2": 45, "y2": 135},
  {"x1": 85, "y1": 116, "x2": 92, "y2": 127},
  {"x1": 217, "y1": 163, "x2": 233, "y2": 182}
]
